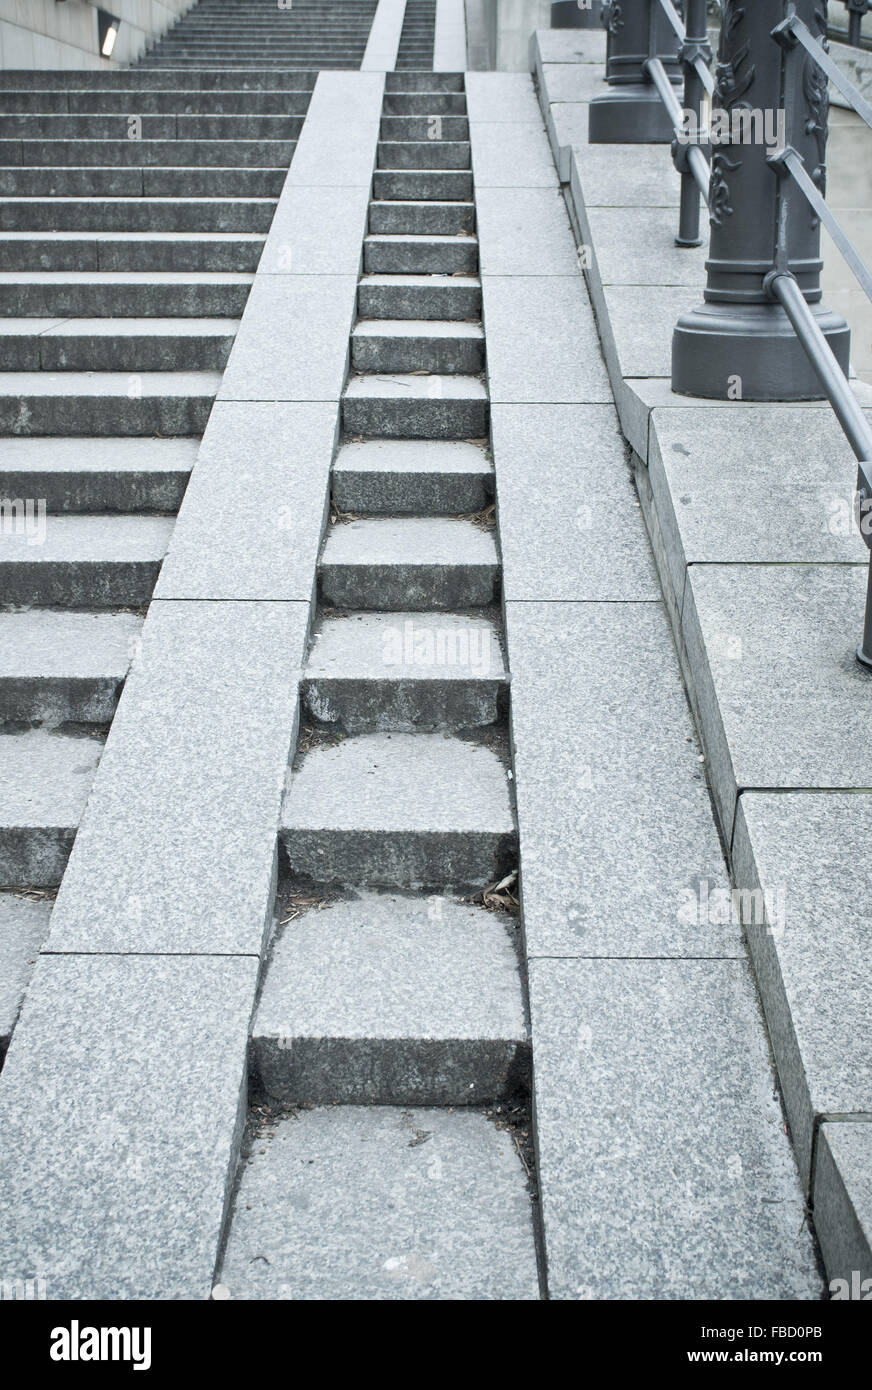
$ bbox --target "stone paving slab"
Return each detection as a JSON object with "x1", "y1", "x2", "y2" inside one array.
[
  {"x1": 258, "y1": 184, "x2": 371, "y2": 276},
  {"x1": 217, "y1": 1106, "x2": 539, "y2": 1300},
  {"x1": 531, "y1": 27, "x2": 607, "y2": 65},
  {"x1": 529, "y1": 957, "x2": 821, "y2": 1300},
  {"x1": 814, "y1": 1123, "x2": 872, "y2": 1284},
  {"x1": 507, "y1": 602, "x2": 736, "y2": 959},
  {"x1": 0, "y1": 892, "x2": 50, "y2": 1055},
  {"x1": 45, "y1": 600, "x2": 308, "y2": 955},
  {"x1": 587, "y1": 205, "x2": 708, "y2": 288},
  {"x1": 470, "y1": 122, "x2": 558, "y2": 189},
  {"x1": 492, "y1": 403, "x2": 659, "y2": 601},
  {"x1": 465, "y1": 73, "x2": 543, "y2": 124},
  {"x1": 733, "y1": 793, "x2": 872, "y2": 1190},
  {"x1": 285, "y1": 72, "x2": 384, "y2": 187},
  {"x1": 482, "y1": 276, "x2": 611, "y2": 404},
  {"x1": 475, "y1": 186, "x2": 578, "y2": 277},
  {"x1": 681, "y1": 564, "x2": 872, "y2": 842},
  {"x1": 0, "y1": 953, "x2": 257, "y2": 1300},
  {"x1": 217, "y1": 275, "x2": 357, "y2": 402},
  {"x1": 155, "y1": 402, "x2": 336, "y2": 603}
]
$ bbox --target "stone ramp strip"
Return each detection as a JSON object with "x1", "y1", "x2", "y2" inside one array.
[
  {"x1": 217, "y1": 1107, "x2": 538, "y2": 1301},
  {"x1": 467, "y1": 71, "x2": 823, "y2": 1298},
  {"x1": 0, "y1": 893, "x2": 50, "y2": 1062}
]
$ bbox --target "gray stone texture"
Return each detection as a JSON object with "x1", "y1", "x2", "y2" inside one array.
[
  {"x1": 0, "y1": 730, "x2": 103, "y2": 887},
  {"x1": 217, "y1": 275, "x2": 357, "y2": 402},
  {"x1": 475, "y1": 186, "x2": 578, "y2": 276},
  {"x1": 217, "y1": 1106, "x2": 539, "y2": 1300},
  {"x1": 482, "y1": 276, "x2": 611, "y2": 403},
  {"x1": 814, "y1": 1124, "x2": 872, "y2": 1286},
  {"x1": 0, "y1": 892, "x2": 50, "y2": 1052}
]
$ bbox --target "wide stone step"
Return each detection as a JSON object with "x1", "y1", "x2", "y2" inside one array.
[
  {"x1": 0, "y1": 513, "x2": 173, "y2": 606},
  {"x1": 332, "y1": 438, "x2": 491, "y2": 516},
  {"x1": 0, "y1": 231, "x2": 265, "y2": 273},
  {"x1": 369, "y1": 199, "x2": 474, "y2": 236},
  {"x1": 304, "y1": 611, "x2": 506, "y2": 732},
  {"x1": 380, "y1": 115, "x2": 469, "y2": 141},
  {"x1": 0, "y1": 370, "x2": 218, "y2": 435},
  {"x1": 0, "y1": 168, "x2": 287, "y2": 197},
  {"x1": 358, "y1": 273, "x2": 480, "y2": 320},
  {"x1": 319, "y1": 516, "x2": 498, "y2": 610},
  {"x1": 0, "y1": 318, "x2": 237, "y2": 372},
  {"x1": 377, "y1": 141, "x2": 470, "y2": 171},
  {"x1": 0, "y1": 436, "x2": 196, "y2": 512},
  {"x1": 0, "y1": 114, "x2": 304, "y2": 140},
  {"x1": 0, "y1": 70, "x2": 317, "y2": 90},
  {"x1": 0, "y1": 892, "x2": 51, "y2": 1058},
  {"x1": 0, "y1": 198, "x2": 276, "y2": 234},
  {"x1": 373, "y1": 169, "x2": 473, "y2": 201},
  {"x1": 61, "y1": 91, "x2": 312, "y2": 115},
  {"x1": 0, "y1": 610, "x2": 142, "y2": 723},
  {"x1": 0, "y1": 138, "x2": 296, "y2": 169},
  {"x1": 363, "y1": 233, "x2": 477, "y2": 275},
  {"x1": 383, "y1": 93, "x2": 467, "y2": 115},
  {"x1": 218, "y1": 1105, "x2": 538, "y2": 1300},
  {"x1": 0, "y1": 272, "x2": 253, "y2": 317},
  {"x1": 342, "y1": 372, "x2": 488, "y2": 440},
  {"x1": 281, "y1": 732, "x2": 515, "y2": 889},
  {"x1": 0, "y1": 729, "x2": 103, "y2": 887},
  {"x1": 351, "y1": 319, "x2": 484, "y2": 375},
  {"x1": 253, "y1": 892, "x2": 527, "y2": 1105}
]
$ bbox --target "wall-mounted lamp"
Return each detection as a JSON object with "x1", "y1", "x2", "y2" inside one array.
[{"x1": 97, "y1": 9, "x2": 121, "y2": 57}]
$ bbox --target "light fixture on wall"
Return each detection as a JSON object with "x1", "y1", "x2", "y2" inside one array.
[{"x1": 97, "y1": 9, "x2": 121, "y2": 57}]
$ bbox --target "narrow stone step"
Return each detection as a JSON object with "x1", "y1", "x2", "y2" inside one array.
[
  {"x1": 0, "y1": 436, "x2": 196, "y2": 512},
  {"x1": 351, "y1": 320, "x2": 484, "y2": 375},
  {"x1": 369, "y1": 200, "x2": 474, "y2": 235},
  {"x1": 253, "y1": 892, "x2": 528, "y2": 1105},
  {"x1": 320, "y1": 516, "x2": 498, "y2": 611},
  {"x1": 304, "y1": 611, "x2": 506, "y2": 732},
  {"x1": 380, "y1": 115, "x2": 469, "y2": 141},
  {"x1": 377, "y1": 141, "x2": 470, "y2": 171},
  {"x1": 343, "y1": 372, "x2": 488, "y2": 440},
  {"x1": 0, "y1": 198, "x2": 277, "y2": 234},
  {"x1": 0, "y1": 611, "x2": 141, "y2": 723},
  {"x1": 0, "y1": 271, "x2": 253, "y2": 317},
  {"x1": 0, "y1": 513, "x2": 173, "y2": 606},
  {"x1": 385, "y1": 73, "x2": 465, "y2": 93},
  {"x1": 383, "y1": 93, "x2": 467, "y2": 116},
  {"x1": 363, "y1": 234, "x2": 477, "y2": 275},
  {"x1": 218, "y1": 1105, "x2": 538, "y2": 1299},
  {"x1": 373, "y1": 170, "x2": 473, "y2": 201},
  {"x1": 358, "y1": 273, "x2": 481, "y2": 321},
  {"x1": 0, "y1": 231, "x2": 265, "y2": 273},
  {"x1": 332, "y1": 439, "x2": 492, "y2": 516},
  {"x1": 0, "y1": 168, "x2": 287, "y2": 198},
  {"x1": 0, "y1": 318, "x2": 237, "y2": 372},
  {"x1": 281, "y1": 732, "x2": 515, "y2": 889},
  {"x1": 0, "y1": 371, "x2": 217, "y2": 436},
  {"x1": 0, "y1": 729, "x2": 103, "y2": 887},
  {"x1": 0, "y1": 892, "x2": 51, "y2": 1058}
]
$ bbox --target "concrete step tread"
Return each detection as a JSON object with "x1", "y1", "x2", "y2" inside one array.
[
  {"x1": 0, "y1": 728, "x2": 102, "y2": 828},
  {"x1": 307, "y1": 612, "x2": 506, "y2": 683},
  {"x1": 321, "y1": 517, "x2": 497, "y2": 567},
  {"x1": 0, "y1": 271, "x2": 254, "y2": 285},
  {"x1": 0, "y1": 370, "x2": 220, "y2": 397},
  {"x1": 0, "y1": 611, "x2": 142, "y2": 679},
  {"x1": 0, "y1": 513, "x2": 174, "y2": 561},
  {"x1": 0, "y1": 231, "x2": 265, "y2": 243},
  {"x1": 0, "y1": 435, "x2": 198, "y2": 475},
  {"x1": 0, "y1": 317, "x2": 239, "y2": 337},
  {"x1": 360, "y1": 272, "x2": 480, "y2": 287},
  {"x1": 344, "y1": 373, "x2": 488, "y2": 402},
  {"x1": 334, "y1": 440, "x2": 491, "y2": 478},
  {"x1": 352, "y1": 319, "x2": 484, "y2": 341},
  {"x1": 282, "y1": 732, "x2": 514, "y2": 836},
  {"x1": 257, "y1": 892, "x2": 524, "y2": 1043},
  {"x1": 217, "y1": 1106, "x2": 538, "y2": 1301},
  {"x1": 365, "y1": 233, "x2": 477, "y2": 247}
]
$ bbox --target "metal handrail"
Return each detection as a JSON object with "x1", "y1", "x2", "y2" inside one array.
[{"x1": 647, "y1": 0, "x2": 714, "y2": 246}]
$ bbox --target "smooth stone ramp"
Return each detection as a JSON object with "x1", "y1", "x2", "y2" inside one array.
[
  {"x1": 0, "y1": 73, "x2": 383, "y2": 1301},
  {"x1": 433, "y1": 0, "x2": 467, "y2": 71},
  {"x1": 216, "y1": 1107, "x2": 538, "y2": 1300},
  {"x1": 469, "y1": 72, "x2": 822, "y2": 1298},
  {"x1": 361, "y1": 0, "x2": 407, "y2": 70},
  {"x1": 530, "y1": 29, "x2": 872, "y2": 1282}
]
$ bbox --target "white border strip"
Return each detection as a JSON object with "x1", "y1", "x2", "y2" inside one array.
[
  {"x1": 434, "y1": 0, "x2": 467, "y2": 70},
  {"x1": 361, "y1": 0, "x2": 408, "y2": 70}
]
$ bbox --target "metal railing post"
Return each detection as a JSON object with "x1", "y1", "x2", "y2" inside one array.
[
  {"x1": 589, "y1": 0, "x2": 683, "y2": 143},
  {"x1": 845, "y1": 1, "x2": 870, "y2": 47},
  {"x1": 675, "y1": 0, "x2": 711, "y2": 246},
  {"x1": 672, "y1": 0, "x2": 850, "y2": 399},
  {"x1": 551, "y1": 1, "x2": 605, "y2": 26}
]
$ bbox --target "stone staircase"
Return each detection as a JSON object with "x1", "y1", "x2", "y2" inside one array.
[
  {"x1": 216, "y1": 71, "x2": 541, "y2": 1299},
  {"x1": 396, "y1": 0, "x2": 438, "y2": 70},
  {"x1": 0, "y1": 63, "x2": 314, "y2": 1055},
  {"x1": 144, "y1": 0, "x2": 379, "y2": 69}
]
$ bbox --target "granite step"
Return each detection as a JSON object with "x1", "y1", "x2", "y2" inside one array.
[
  {"x1": 0, "y1": 70, "x2": 317, "y2": 90},
  {"x1": 280, "y1": 731, "x2": 515, "y2": 889},
  {"x1": 351, "y1": 320, "x2": 484, "y2": 375},
  {"x1": 0, "y1": 232, "x2": 265, "y2": 273},
  {"x1": 0, "y1": 114, "x2": 304, "y2": 140},
  {"x1": 0, "y1": 168, "x2": 287, "y2": 198},
  {"x1": 62, "y1": 91, "x2": 312, "y2": 115},
  {"x1": 372, "y1": 170, "x2": 473, "y2": 201},
  {"x1": 380, "y1": 115, "x2": 469, "y2": 141},
  {"x1": 0, "y1": 891, "x2": 51, "y2": 1059},
  {"x1": 385, "y1": 73, "x2": 464, "y2": 93},
  {"x1": 0, "y1": 198, "x2": 277, "y2": 234},
  {"x1": 377, "y1": 141, "x2": 471, "y2": 171},
  {"x1": 0, "y1": 610, "x2": 142, "y2": 723},
  {"x1": 304, "y1": 611, "x2": 506, "y2": 732},
  {"x1": 0, "y1": 513, "x2": 173, "y2": 606},
  {"x1": 0, "y1": 272, "x2": 253, "y2": 317},
  {"x1": 382, "y1": 93, "x2": 467, "y2": 115},
  {"x1": 368, "y1": 199, "x2": 475, "y2": 235},
  {"x1": 253, "y1": 892, "x2": 528, "y2": 1104},
  {"x1": 0, "y1": 436, "x2": 196, "y2": 513},
  {"x1": 342, "y1": 372, "x2": 488, "y2": 440},
  {"x1": 0, "y1": 319, "x2": 237, "y2": 372},
  {"x1": 0, "y1": 371, "x2": 218, "y2": 436},
  {"x1": 358, "y1": 273, "x2": 481, "y2": 320},
  {"x1": 319, "y1": 516, "x2": 498, "y2": 610},
  {"x1": 0, "y1": 138, "x2": 295, "y2": 169},
  {"x1": 363, "y1": 233, "x2": 478, "y2": 276},
  {"x1": 0, "y1": 729, "x2": 104, "y2": 887},
  {"x1": 332, "y1": 438, "x2": 491, "y2": 516}
]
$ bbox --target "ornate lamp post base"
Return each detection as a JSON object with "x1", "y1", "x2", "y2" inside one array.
[
  {"x1": 589, "y1": 86, "x2": 677, "y2": 142},
  {"x1": 551, "y1": 1, "x2": 603, "y2": 26},
  {"x1": 588, "y1": 1, "x2": 682, "y2": 145},
  {"x1": 673, "y1": 301, "x2": 851, "y2": 401}
]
